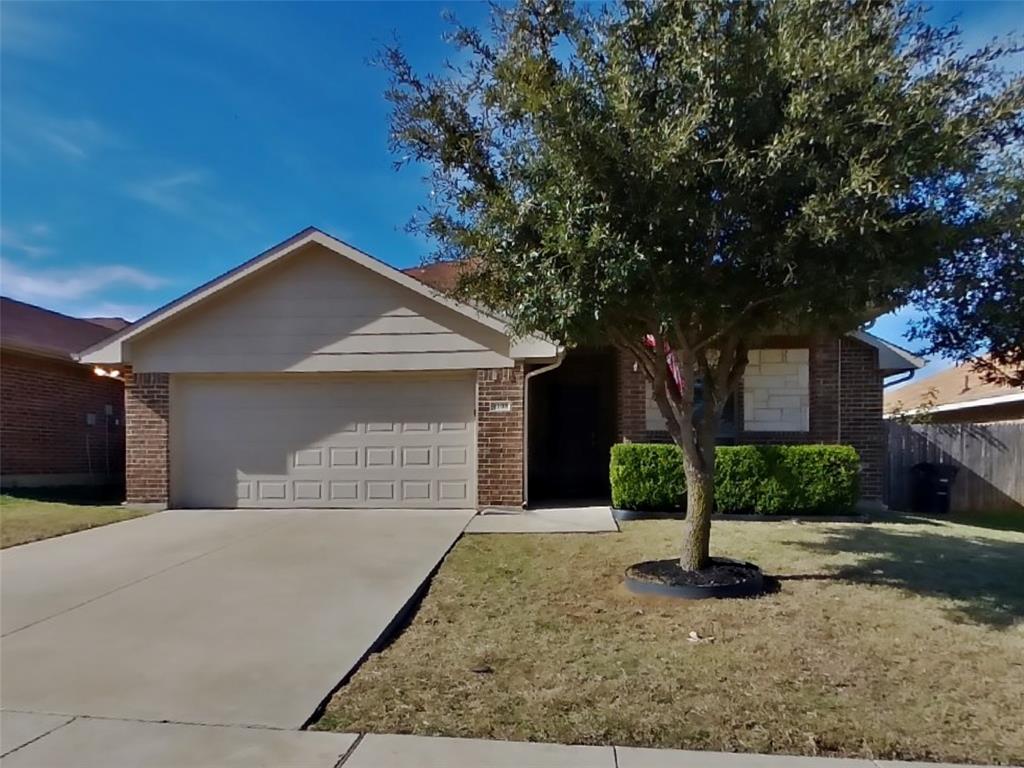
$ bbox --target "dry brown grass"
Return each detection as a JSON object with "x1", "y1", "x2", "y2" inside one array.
[{"x1": 318, "y1": 517, "x2": 1024, "y2": 764}]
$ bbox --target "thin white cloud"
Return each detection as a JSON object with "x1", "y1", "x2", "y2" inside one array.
[
  {"x1": 0, "y1": 257, "x2": 168, "y2": 304},
  {"x1": 0, "y1": 4, "x2": 70, "y2": 61},
  {"x1": 124, "y1": 170, "x2": 209, "y2": 213},
  {"x1": 75, "y1": 301, "x2": 154, "y2": 323},
  {"x1": 2, "y1": 108, "x2": 117, "y2": 163},
  {"x1": 41, "y1": 116, "x2": 114, "y2": 160},
  {"x1": 0, "y1": 225, "x2": 53, "y2": 258}
]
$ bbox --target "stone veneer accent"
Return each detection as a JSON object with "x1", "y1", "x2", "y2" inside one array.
[
  {"x1": 742, "y1": 348, "x2": 810, "y2": 431},
  {"x1": 615, "y1": 337, "x2": 884, "y2": 500},
  {"x1": 124, "y1": 366, "x2": 170, "y2": 505},
  {"x1": 476, "y1": 365, "x2": 525, "y2": 508}
]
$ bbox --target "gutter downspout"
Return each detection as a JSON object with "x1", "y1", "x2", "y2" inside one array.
[
  {"x1": 884, "y1": 369, "x2": 916, "y2": 388},
  {"x1": 837, "y1": 337, "x2": 842, "y2": 443},
  {"x1": 523, "y1": 350, "x2": 566, "y2": 509}
]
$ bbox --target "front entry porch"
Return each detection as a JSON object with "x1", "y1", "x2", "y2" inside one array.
[{"x1": 527, "y1": 349, "x2": 618, "y2": 506}]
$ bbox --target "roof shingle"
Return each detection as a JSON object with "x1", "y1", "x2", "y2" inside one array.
[{"x1": 0, "y1": 297, "x2": 126, "y2": 361}]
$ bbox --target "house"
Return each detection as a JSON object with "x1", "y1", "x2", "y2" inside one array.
[
  {"x1": 1, "y1": 297, "x2": 128, "y2": 489},
  {"x1": 884, "y1": 360, "x2": 1024, "y2": 424},
  {"x1": 882, "y1": 361, "x2": 1023, "y2": 514},
  {"x1": 79, "y1": 227, "x2": 921, "y2": 511}
]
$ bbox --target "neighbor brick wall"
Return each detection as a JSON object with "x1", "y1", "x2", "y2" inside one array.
[
  {"x1": 615, "y1": 337, "x2": 884, "y2": 501},
  {"x1": 124, "y1": 366, "x2": 170, "y2": 504},
  {"x1": 0, "y1": 351, "x2": 125, "y2": 484},
  {"x1": 476, "y1": 365, "x2": 524, "y2": 508}
]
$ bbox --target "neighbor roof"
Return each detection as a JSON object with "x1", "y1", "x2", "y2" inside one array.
[
  {"x1": 85, "y1": 316, "x2": 131, "y2": 332},
  {"x1": 884, "y1": 359, "x2": 1024, "y2": 416},
  {"x1": 403, "y1": 261, "x2": 467, "y2": 292},
  {"x1": 0, "y1": 297, "x2": 126, "y2": 362},
  {"x1": 78, "y1": 227, "x2": 558, "y2": 365}
]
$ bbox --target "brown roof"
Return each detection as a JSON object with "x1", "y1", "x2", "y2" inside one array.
[
  {"x1": 402, "y1": 261, "x2": 467, "y2": 292},
  {"x1": 85, "y1": 316, "x2": 131, "y2": 332},
  {"x1": 884, "y1": 359, "x2": 1023, "y2": 414},
  {"x1": 0, "y1": 297, "x2": 125, "y2": 361}
]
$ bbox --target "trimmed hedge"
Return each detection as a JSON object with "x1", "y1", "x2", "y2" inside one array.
[{"x1": 610, "y1": 443, "x2": 860, "y2": 515}]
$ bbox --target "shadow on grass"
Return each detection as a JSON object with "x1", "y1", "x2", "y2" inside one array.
[
  {"x1": 786, "y1": 526, "x2": 1024, "y2": 628},
  {"x1": 0, "y1": 485, "x2": 125, "y2": 506},
  {"x1": 948, "y1": 511, "x2": 1024, "y2": 535}
]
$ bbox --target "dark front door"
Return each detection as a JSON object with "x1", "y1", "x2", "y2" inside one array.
[{"x1": 528, "y1": 349, "x2": 617, "y2": 503}]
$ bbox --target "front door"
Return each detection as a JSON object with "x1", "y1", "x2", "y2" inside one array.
[{"x1": 528, "y1": 349, "x2": 617, "y2": 503}]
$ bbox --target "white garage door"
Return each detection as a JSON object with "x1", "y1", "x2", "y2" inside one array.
[{"x1": 170, "y1": 374, "x2": 476, "y2": 509}]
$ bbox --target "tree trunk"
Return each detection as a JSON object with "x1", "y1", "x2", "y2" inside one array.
[
  {"x1": 679, "y1": 440, "x2": 715, "y2": 572},
  {"x1": 615, "y1": 334, "x2": 745, "y2": 573}
]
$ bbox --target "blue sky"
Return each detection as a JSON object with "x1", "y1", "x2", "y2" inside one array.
[{"x1": 1, "y1": 1, "x2": 1020, "y2": 381}]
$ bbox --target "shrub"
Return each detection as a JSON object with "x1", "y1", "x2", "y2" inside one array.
[
  {"x1": 609, "y1": 443, "x2": 686, "y2": 511},
  {"x1": 610, "y1": 443, "x2": 860, "y2": 515}
]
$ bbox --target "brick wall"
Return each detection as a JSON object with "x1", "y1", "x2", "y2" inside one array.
[
  {"x1": 616, "y1": 348, "x2": 668, "y2": 442},
  {"x1": 476, "y1": 365, "x2": 524, "y2": 508},
  {"x1": 0, "y1": 351, "x2": 125, "y2": 485},
  {"x1": 836, "y1": 338, "x2": 884, "y2": 500},
  {"x1": 124, "y1": 366, "x2": 170, "y2": 504},
  {"x1": 735, "y1": 338, "x2": 883, "y2": 499},
  {"x1": 616, "y1": 337, "x2": 884, "y2": 501}
]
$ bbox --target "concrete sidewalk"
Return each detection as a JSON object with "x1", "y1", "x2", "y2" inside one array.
[
  {"x1": 466, "y1": 505, "x2": 619, "y2": 533},
  {"x1": 1, "y1": 719, "x2": 1003, "y2": 768}
]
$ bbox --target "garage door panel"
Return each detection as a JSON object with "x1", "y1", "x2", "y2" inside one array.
[{"x1": 171, "y1": 375, "x2": 476, "y2": 509}]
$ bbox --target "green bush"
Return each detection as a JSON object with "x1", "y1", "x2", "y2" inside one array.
[
  {"x1": 609, "y1": 443, "x2": 686, "y2": 511},
  {"x1": 610, "y1": 443, "x2": 860, "y2": 515}
]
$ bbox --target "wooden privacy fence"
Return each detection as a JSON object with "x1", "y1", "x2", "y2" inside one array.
[{"x1": 884, "y1": 420, "x2": 1024, "y2": 514}]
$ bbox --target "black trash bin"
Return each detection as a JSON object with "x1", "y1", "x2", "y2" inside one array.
[{"x1": 910, "y1": 462, "x2": 958, "y2": 515}]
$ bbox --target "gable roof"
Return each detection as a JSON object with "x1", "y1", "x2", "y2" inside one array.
[
  {"x1": 848, "y1": 330, "x2": 924, "y2": 375},
  {"x1": 0, "y1": 297, "x2": 124, "y2": 362},
  {"x1": 79, "y1": 227, "x2": 557, "y2": 365},
  {"x1": 884, "y1": 359, "x2": 1024, "y2": 416}
]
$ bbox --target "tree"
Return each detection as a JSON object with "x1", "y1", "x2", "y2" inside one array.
[
  {"x1": 909, "y1": 174, "x2": 1024, "y2": 387},
  {"x1": 382, "y1": 0, "x2": 1024, "y2": 571}
]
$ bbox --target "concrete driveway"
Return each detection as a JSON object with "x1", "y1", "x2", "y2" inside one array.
[{"x1": 0, "y1": 508, "x2": 473, "y2": 730}]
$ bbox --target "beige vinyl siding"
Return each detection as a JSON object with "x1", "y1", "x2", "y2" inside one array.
[{"x1": 129, "y1": 243, "x2": 514, "y2": 373}]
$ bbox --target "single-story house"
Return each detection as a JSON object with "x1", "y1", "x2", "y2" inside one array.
[
  {"x1": 1, "y1": 297, "x2": 128, "y2": 488},
  {"x1": 79, "y1": 228, "x2": 922, "y2": 510},
  {"x1": 885, "y1": 360, "x2": 1024, "y2": 424}
]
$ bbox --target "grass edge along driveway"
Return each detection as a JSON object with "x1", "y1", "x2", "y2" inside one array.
[{"x1": 1, "y1": 494, "x2": 151, "y2": 548}]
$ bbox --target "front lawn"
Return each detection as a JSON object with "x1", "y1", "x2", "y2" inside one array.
[
  {"x1": 0, "y1": 494, "x2": 150, "y2": 548},
  {"x1": 317, "y1": 518, "x2": 1024, "y2": 765}
]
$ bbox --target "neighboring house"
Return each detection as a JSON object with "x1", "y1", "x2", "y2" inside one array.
[
  {"x1": 884, "y1": 360, "x2": 1024, "y2": 424},
  {"x1": 80, "y1": 227, "x2": 921, "y2": 511},
  {"x1": 882, "y1": 362, "x2": 1023, "y2": 514},
  {"x1": 1, "y1": 297, "x2": 128, "y2": 489}
]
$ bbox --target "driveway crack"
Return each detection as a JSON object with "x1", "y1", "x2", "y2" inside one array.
[
  {"x1": 335, "y1": 733, "x2": 364, "y2": 767},
  {"x1": 0, "y1": 715, "x2": 76, "y2": 759}
]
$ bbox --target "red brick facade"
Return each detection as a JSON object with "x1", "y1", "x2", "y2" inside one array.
[
  {"x1": 614, "y1": 336, "x2": 885, "y2": 501},
  {"x1": 616, "y1": 350, "x2": 648, "y2": 442},
  {"x1": 476, "y1": 365, "x2": 525, "y2": 508},
  {"x1": 0, "y1": 351, "x2": 125, "y2": 486},
  {"x1": 124, "y1": 366, "x2": 170, "y2": 505}
]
